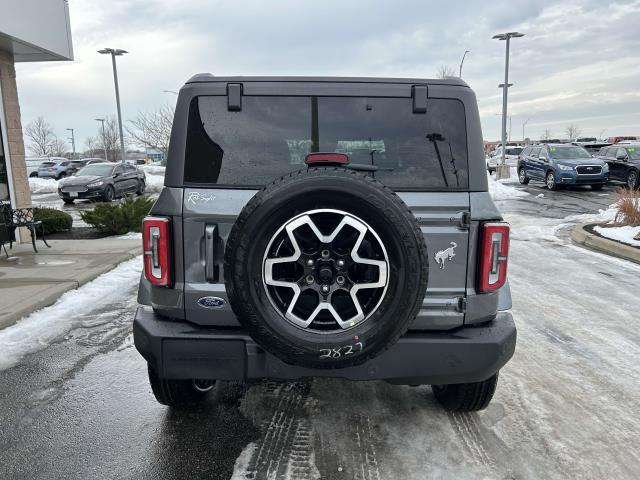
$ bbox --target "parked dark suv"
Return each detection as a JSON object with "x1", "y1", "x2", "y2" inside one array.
[
  {"x1": 517, "y1": 143, "x2": 609, "y2": 190},
  {"x1": 134, "y1": 75, "x2": 516, "y2": 412},
  {"x1": 596, "y1": 143, "x2": 640, "y2": 189}
]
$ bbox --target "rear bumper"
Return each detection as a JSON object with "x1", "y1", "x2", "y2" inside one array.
[{"x1": 133, "y1": 306, "x2": 517, "y2": 385}]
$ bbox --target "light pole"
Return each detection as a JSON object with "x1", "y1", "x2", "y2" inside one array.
[
  {"x1": 98, "y1": 48, "x2": 128, "y2": 165},
  {"x1": 522, "y1": 117, "x2": 531, "y2": 143},
  {"x1": 459, "y1": 50, "x2": 470, "y2": 78},
  {"x1": 493, "y1": 32, "x2": 524, "y2": 179},
  {"x1": 94, "y1": 118, "x2": 108, "y2": 161},
  {"x1": 66, "y1": 128, "x2": 76, "y2": 159}
]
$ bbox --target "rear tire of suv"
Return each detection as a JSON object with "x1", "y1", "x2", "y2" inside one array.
[
  {"x1": 225, "y1": 167, "x2": 429, "y2": 370},
  {"x1": 147, "y1": 365, "x2": 215, "y2": 408},
  {"x1": 590, "y1": 184, "x2": 603, "y2": 191},
  {"x1": 136, "y1": 180, "x2": 146, "y2": 195},
  {"x1": 432, "y1": 373, "x2": 499, "y2": 412},
  {"x1": 63, "y1": 199, "x2": 74, "y2": 205}
]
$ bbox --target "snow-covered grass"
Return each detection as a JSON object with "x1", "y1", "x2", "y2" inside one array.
[
  {"x1": 0, "y1": 257, "x2": 142, "y2": 371},
  {"x1": 594, "y1": 225, "x2": 640, "y2": 247},
  {"x1": 29, "y1": 177, "x2": 59, "y2": 194}
]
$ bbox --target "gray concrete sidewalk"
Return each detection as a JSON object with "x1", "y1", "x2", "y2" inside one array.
[{"x1": 0, "y1": 238, "x2": 142, "y2": 330}]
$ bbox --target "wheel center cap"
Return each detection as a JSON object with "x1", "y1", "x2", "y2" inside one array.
[{"x1": 318, "y1": 264, "x2": 334, "y2": 284}]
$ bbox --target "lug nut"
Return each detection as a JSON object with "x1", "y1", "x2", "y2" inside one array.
[
  {"x1": 321, "y1": 249, "x2": 330, "y2": 258},
  {"x1": 306, "y1": 258, "x2": 314, "y2": 266},
  {"x1": 305, "y1": 275, "x2": 314, "y2": 284},
  {"x1": 336, "y1": 275, "x2": 345, "y2": 285},
  {"x1": 321, "y1": 285, "x2": 330, "y2": 294},
  {"x1": 337, "y1": 259, "x2": 345, "y2": 267}
]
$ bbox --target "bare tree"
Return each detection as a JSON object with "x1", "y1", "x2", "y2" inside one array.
[
  {"x1": 436, "y1": 65, "x2": 456, "y2": 79},
  {"x1": 94, "y1": 116, "x2": 125, "y2": 161},
  {"x1": 565, "y1": 124, "x2": 582, "y2": 140},
  {"x1": 24, "y1": 117, "x2": 56, "y2": 156},
  {"x1": 126, "y1": 105, "x2": 174, "y2": 161},
  {"x1": 49, "y1": 136, "x2": 69, "y2": 157},
  {"x1": 540, "y1": 129, "x2": 553, "y2": 141}
]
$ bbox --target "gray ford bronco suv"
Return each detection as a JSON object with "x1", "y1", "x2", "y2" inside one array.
[{"x1": 134, "y1": 75, "x2": 516, "y2": 412}]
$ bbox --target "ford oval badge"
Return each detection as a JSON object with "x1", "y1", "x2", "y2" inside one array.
[{"x1": 197, "y1": 296, "x2": 226, "y2": 309}]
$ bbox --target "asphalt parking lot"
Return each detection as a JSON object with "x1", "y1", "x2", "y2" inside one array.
[{"x1": 1, "y1": 179, "x2": 639, "y2": 480}]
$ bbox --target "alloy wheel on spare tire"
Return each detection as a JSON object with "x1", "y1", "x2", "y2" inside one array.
[{"x1": 224, "y1": 167, "x2": 428, "y2": 369}]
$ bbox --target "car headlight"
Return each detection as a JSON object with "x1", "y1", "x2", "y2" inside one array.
[
  {"x1": 602, "y1": 163, "x2": 609, "y2": 172},
  {"x1": 558, "y1": 164, "x2": 574, "y2": 171},
  {"x1": 87, "y1": 181, "x2": 104, "y2": 188}
]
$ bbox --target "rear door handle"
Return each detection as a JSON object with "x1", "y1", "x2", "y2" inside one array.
[{"x1": 205, "y1": 224, "x2": 220, "y2": 282}]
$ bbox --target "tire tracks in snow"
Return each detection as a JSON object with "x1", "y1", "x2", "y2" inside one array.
[{"x1": 235, "y1": 380, "x2": 318, "y2": 480}]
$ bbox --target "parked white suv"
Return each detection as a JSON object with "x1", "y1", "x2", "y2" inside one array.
[{"x1": 487, "y1": 146, "x2": 523, "y2": 173}]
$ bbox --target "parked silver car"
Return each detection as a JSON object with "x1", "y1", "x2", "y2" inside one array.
[{"x1": 37, "y1": 158, "x2": 74, "y2": 180}]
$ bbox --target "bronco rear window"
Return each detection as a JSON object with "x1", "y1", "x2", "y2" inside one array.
[{"x1": 184, "y1": 96, "x2": 468, "y2": 190}]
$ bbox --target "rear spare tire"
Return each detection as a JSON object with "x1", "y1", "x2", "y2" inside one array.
[{"x1": 224, "y1": 168, "x2": 428, "y2": 369}]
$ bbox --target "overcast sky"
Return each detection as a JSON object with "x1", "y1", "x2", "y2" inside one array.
[{"x1": 15, "y1": 0, "x2": 640, "y2": 151}]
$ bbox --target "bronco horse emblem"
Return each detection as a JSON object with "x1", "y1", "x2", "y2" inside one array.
[{"x1": 434, "y1": 242, "x2": 457, "y2": 270}]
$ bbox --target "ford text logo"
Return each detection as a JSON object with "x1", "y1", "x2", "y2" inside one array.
[{"x1": 197, "y1": 296, "x2": 226, "y2": 309}]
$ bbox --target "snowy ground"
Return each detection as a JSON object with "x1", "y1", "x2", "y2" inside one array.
[{"x1": 1, "y1": 175, "x2": 639, "y2": 479}]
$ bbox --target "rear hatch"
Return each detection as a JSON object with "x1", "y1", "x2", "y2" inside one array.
[{"x1": 179, "y1": 88, "x2": 472, "y2": 331}]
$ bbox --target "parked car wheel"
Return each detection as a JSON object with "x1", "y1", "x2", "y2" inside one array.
[
  {"x1": 29, "y1": 172, "x2": 38, "y2": 178},
  {"x1": 486, "y1": 163, "x2": 495, "y2": 174},
  {"x1": 103, "y1": 185, "x2": 115, "y2": 202},
  {"x1": 57, "y1": 172, "x2": 67, "y2": 180},
  {"x1": 147, "y1": 365, "x2": 215, "y2": 408},
  {"x1": 590, "y1": 184, "x2": 603, "y2": 191},
  {"x1": 627, "y1": 170, "x2": 639, "y2": 190},
  {"x1": 432, "y1": 373, "x2": 499, "y2": 412},
  {"x1": 63, "y1": 199, "x2": 74, "y2": 205},
  {"x1": 546, "y1": 171, "x2": 558, "y2": 190},
  {"x1": 224, "y1": 168, "x2": 429, "y2": 370},
  {"x1": 518, "y1": 168, "x2": 530, "y2": 185},
  {"x1": 136, "y1": 180, "x2": 146, "y2": 195}
]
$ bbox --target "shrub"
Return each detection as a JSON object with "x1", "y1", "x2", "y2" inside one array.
[
  {"x1": 613, "y1": 188, "x2": 640, "y2": 227},
  {"x1": 33, "y1": 207, "x2": 73, "y2": 234},
  {"x1": 80, "y1": 196, "x2": 154, "y2": 235}
]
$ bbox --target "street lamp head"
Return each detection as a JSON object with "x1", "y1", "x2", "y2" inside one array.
[
  {"x1": 98, "y1": 48, "x2": 128, "y2": 55},
  {"x1": 492, "y1": 32, "x2": 525, "y2": 40}
]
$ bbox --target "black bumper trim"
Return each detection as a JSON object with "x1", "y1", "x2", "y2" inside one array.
[{"x1": 133, "y1": 306, "x2": 517, "y2": 385}]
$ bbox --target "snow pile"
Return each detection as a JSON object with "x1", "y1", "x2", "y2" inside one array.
[
  {"x1": 145, "y1": 173, "x2": 164, "y2": 193},
  {"x1": 141, "y1": 164, "x2": 166, "y2": 176},
  {"x1": 0, "y1": 256, "x2": 142, "y2": 371},
  {"x1": 564, "y1": 204, "x2": 618, "y2": 225},
  {"x1": 594, "y1": 225, "x2": 640, "y2": 247},
  {"x1": 488, "y1": 177, "x2": 530, "y2": 201},
  {"x1": 29, "y1": 177, "x2": 59, "y2": 194},
  {"x1": 116, "y1": 231, "x2": 142, "y2": 240}
]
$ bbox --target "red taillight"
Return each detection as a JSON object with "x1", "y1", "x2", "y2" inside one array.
[
  {"x1": 478, "y1": 222, "x2": 510, "y2": 293},
  {"x1": 305, "y1": 152, "x2": 350, "y2": 165},
  {"x1": 143, "y1": 216, "x2": 172, "y2": 287}
]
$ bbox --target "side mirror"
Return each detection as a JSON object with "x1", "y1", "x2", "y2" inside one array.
[
  {"x1": 539, "y1": 155, "x2": 548, "y2": 161},
  {"x1": 616, "y1": 154, "x2": 626, "y2": 161}
]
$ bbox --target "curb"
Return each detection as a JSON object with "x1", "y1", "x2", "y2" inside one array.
[{"x1": 570, "y1": 223, "x2": 640, "y2": 265}]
